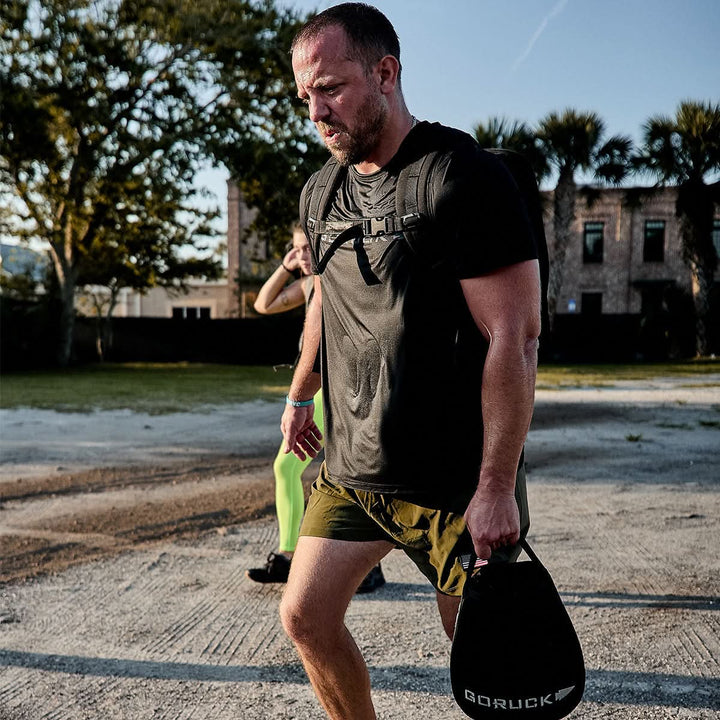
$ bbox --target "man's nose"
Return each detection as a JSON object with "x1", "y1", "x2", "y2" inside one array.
[{"x1": 308, "y1": 96, "x2": 330, "y2": 123}]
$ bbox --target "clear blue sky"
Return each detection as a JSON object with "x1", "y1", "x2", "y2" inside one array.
[{"x1": 198, "y1": 0, "x2": 719, "y2": 227}]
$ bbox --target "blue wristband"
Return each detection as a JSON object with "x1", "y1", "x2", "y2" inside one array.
[{"x1": 286, "y1": 395, "x2": 315, "y2": 407}]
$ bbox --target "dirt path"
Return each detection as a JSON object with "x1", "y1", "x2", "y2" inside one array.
[{"x1": 0, "y1": 378, "x2": 719, "y2": 719}]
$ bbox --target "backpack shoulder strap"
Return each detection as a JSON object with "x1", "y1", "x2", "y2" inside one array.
[
  {"x1": 305, "y1": 157, "x2": 346, "y2": 238},
  {"x1": 303, "y1": 157, "x2": 368, "y2": 274},
  {"x1": 395, "y1": 123, "x2": 478, "y2": 269},
  {"x1": 396, "y1": 151, "x2": 437, "y2": 225}
]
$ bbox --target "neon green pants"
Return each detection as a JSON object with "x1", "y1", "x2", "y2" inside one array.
[{"x1": 273, "y1": 390, "x2": 324, "y2": 553}]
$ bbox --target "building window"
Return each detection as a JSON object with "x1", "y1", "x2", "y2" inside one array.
[
  {"x1": 583, "y1": 222, "x2": 604, "y2": 264},
  {"x1": 581, "y1": 292, "x2": 602, "y2": 315},
  {"x1": 712, "y1": 219, "x2": 720, "y2": 259},
  {"x1": 172, "y1": 306, "x2": 211, "y2": 320},
  {"x1": 643, "y1": 220, "x2": 665, "y2": 262}
]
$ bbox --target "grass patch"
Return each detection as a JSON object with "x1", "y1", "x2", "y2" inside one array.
[
  {"x1": 1, "y1": 359, "x2": 718, "y2": 414},
  {"x1": 535, "y1": 360, "x2": 720, "y2": 389},
  {"x1": 0, "y1": 363, "x2": 293, "y2": 413}
]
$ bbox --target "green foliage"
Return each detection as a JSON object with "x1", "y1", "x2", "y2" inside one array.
[
  {"x1": 636, "y1": 100, "x2": 720, "y2": 184},
  {"x1": 535, "y1": 109, "x2": 633, "y2": 184},
  {"x1": 0, "y1": 363, "x2": 293, "y2": 413},
  {"x1": 635, "y1": 100, "x2": 720, "y2": 356},
  {"x1": 0, "y1": 0, "x2": 318, "y2": 364},
  {"x1": 473, "y1": 117, "x2": 549, "y2": 181}
]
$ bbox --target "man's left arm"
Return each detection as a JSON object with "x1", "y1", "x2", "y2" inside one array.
[{"x1": 460, "y1": 258, "x2": 541, "y2": 560}]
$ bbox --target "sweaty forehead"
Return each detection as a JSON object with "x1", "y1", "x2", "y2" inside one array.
[{"x1": 292, "y1": 27, "x2": 356, "y2": 88}]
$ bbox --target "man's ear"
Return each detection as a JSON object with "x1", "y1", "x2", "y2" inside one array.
[{"x1": 376, "y1": 55, "x2": 400, "y2": 94}]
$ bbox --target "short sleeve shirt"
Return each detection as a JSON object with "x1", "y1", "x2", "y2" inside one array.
[{"x1": 302, "y1": 122, "x2": 537, "y2": 502}]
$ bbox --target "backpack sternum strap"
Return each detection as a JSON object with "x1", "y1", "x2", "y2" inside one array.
[{"x1": 362, "y1": 213, "x2": 421, "y2": 236}]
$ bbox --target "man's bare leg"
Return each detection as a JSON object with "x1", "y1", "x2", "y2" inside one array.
[
  {"x1": 280, "y1": 536, "x2": 394, "y2": 720},
  {"x1": 436, "y1": 591, "x2": 462, "y2": 640}
]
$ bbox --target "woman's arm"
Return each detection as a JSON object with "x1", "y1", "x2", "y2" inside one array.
[{"x1": 254, "y1": 248, "x2": 306, "y2": 315}]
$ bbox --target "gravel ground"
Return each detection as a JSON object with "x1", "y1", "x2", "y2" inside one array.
[{"x1": 0, "y1": 376, "x2": 719, "y2": 719}]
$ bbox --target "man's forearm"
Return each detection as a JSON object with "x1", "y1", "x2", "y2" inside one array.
[{"x1": 478, "y1": 333, "x2": 538, "y2": 492}]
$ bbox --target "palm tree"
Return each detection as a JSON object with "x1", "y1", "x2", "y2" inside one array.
[
  {"x1": 535, "y1": 109, "x2": 633, "y2": 326},
  {"x1": 473, "y1": 117, "x2": 548, "y2": 180},
  {"x1": 635, "y1": 100, "x2": 720, "y2": 357}
]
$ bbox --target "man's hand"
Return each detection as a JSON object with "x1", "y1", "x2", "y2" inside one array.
[
  {"x1": 281, "y1": 404, "x2": 323, "y2": 461},
  {"x1": 463, "y1": 486, "x2": 520, "y2": 560}
]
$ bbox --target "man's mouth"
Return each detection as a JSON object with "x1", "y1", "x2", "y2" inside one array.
[{"x1": 319, "y1": 124, "x2": 344, "y2": 144}]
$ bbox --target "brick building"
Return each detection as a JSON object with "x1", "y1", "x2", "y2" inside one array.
[{"x1": 547, "y1": 186, "x2": 720, "y2": 317}]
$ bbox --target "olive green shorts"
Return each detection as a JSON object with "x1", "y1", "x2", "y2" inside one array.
[{"x1": 299, "y1": 462, "x2": 530, "y2": 596}]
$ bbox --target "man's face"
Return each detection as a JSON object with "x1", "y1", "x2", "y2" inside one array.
[{"x1": 292, "y1": 26, "x2": 388, "y2": 167}]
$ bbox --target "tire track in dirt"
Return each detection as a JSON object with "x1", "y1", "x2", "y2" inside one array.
[
  {"x1": 0, "y1": 454, "x2": 283, "y2": 583},
  {"x1": 530, "y1": 482, "x2": 719, "y2": 715}
]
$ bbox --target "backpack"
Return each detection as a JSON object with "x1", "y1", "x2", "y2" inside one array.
[{"x1": 301, "y1": 122, "x2": 550, "y2": 339}]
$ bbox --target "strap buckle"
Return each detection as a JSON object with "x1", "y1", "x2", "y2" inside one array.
[
  {"x1": 363, "y1": 216, "x2": 403, "y2": 236},
  {"x1": 362, "y1": 214, "x2": 422, "y2": 236},
  {"x1": 363, "y1": 216, "x2": 389, "y2": 236}
]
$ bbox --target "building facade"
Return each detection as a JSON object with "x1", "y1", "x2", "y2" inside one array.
[{"x1": 545, "y1": 186, "x2": 717, "y2": 317}]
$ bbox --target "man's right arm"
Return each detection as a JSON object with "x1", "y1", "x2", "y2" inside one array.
[{"x1": 281, "y1": 275, "x2": 323, "y2": 460}]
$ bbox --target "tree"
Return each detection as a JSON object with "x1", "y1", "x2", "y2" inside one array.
[
  {"x1": 473, "y1": 116, "x2": 548, "y2": 181},
  {"x1": 136, "y1": 0, "x2": 325, "y2": 258},
  {"x1": 0, "y1": 0, "x2": 316, "y2": 366},
  {"x1": 635, "y1": 100, "x2": 720, "y2": 357},
  {"x1": 535, "y1": 109, "x2": 632, "y2": 325}
]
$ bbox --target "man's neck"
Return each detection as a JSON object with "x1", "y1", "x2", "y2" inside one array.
[{"x1": 353, "y1": 110, "x2": 416, "y2": 175}]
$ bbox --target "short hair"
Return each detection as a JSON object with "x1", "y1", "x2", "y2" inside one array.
[{"x1": 291, "y1": 3, "x2": 401, "y2": 79}]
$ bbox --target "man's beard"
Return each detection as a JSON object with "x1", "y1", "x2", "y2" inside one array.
[{"x1": 318, "y1": 90, "x2": 387, "y2": 167}]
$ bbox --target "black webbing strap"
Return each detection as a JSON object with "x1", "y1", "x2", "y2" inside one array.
[
  {"x1": 306, "y1": 157, "x2": 347, "y2": 270},
  {"x1": 396, "y1": 150, "x2": 436, "y2": 219},
  {"x1": 306, "y1": 147, "x2": 437, "y2": 275},
  {"x1": 314, "y1": 222, "x2": 364, "y2": 274}
]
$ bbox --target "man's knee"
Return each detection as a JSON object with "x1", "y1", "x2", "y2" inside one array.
[
  {"x1": 280, "y1": 592, "x2": 308, "y2": 642},
  {"x1": 280, "y1": 590, "x2": 333, "y2": 646}
]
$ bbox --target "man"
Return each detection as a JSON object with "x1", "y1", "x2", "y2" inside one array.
[{"x1": 279, "y1": 4, "x2": 542, "y2": 718}]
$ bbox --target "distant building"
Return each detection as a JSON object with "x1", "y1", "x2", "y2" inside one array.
[
  {"x1": 75, "y1": 281, "x2": 232, "y2": 320},
  {"x1": 545, "y1": 186, "x2": 720, "y2": 318}
]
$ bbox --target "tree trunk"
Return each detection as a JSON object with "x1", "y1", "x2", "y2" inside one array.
[
  {"x1": 677, "y1": 181, "x2": 718, "y2": 359},
  {"x1": 57, "y1": 278, "x2": 76, "y2": 367},
  {"x1": 547, "y1": 167, "x2": 577, "y2": 330},
  {"x1": 690, "y1": 265, "x2": 712, "y2": 357},
  {"x1": 100, "y1": 288, "x2": 120, "y2": 361}
]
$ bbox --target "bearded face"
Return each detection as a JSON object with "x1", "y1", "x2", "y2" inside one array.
[
  {"x1": 316, "y1": 79, "x2": 388, "y2": 166},
  {"x1": 293, "y1": 27, "x2": 393, "y2": 169}
]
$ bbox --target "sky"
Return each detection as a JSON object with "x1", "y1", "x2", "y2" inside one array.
[{"x1": 201, "y1": 0, "x2": 720, "y2": 229}]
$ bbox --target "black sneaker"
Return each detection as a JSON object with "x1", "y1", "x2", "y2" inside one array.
[
  {"x1": 356, "y1": 564, "x2": 386, "y2": 594},
  {"x1": 247, "y1": 552, "x2": 291, "y2": 584}
]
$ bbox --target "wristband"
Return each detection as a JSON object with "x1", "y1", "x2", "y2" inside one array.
[
  {"x1": 281, "y1": 262, "x2": 294, "y2": 274},
  {"x1": 286, "y1": 395, "x2": 314, "y2": 407}
]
